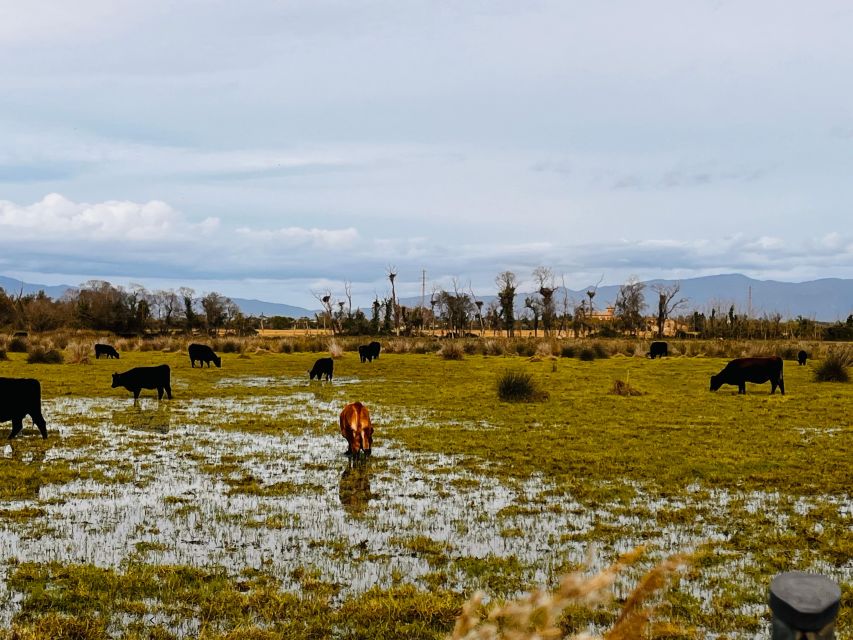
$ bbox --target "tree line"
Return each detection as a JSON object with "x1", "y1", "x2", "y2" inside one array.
[{"x1": 1, "y1": 272, "x2": 851, "y2": 341}]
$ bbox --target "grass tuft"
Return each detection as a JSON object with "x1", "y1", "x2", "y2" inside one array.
[
  {"x1": 578, "y1": 348, "x2": 596, "y2": 361},
  {"x1": 440, "y1": 341, "x2": 465, "y2": 360},
  {"x1": 814, "y1": 348, "x2": 852, "y2": 383},
  {"x1": 496, "y1": 370, "x2": 548, "y2": 402},
  {"x1": 26, "y1": 346, "x2": 64, "y2": 364},
  {"x1": 610, "y1": 379, "x2": 645, "y2": 396}
]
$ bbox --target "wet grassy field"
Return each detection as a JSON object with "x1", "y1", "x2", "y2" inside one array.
[{"x1": 0, "y1": 346, "x2": 851, "y2": 639}]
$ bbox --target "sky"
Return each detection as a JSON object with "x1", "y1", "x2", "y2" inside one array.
[{"x1": 1, "y1": 0, "x2": 851, "y2": 308}]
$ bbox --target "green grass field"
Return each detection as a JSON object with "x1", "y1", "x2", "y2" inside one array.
[{"x1": 0, "y1": 346, "x2": 850, "y2": 639}]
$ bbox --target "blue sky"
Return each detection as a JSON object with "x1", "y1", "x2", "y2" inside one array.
[{"x1": 1, "y1": 1, "x2": 851, "y2": 307}]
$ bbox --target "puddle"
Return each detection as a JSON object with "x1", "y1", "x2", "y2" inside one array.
[{"x1": 0, "y1": 382, "x2": 850, "y2": 637}]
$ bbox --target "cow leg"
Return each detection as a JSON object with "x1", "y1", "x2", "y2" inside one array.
[
  {"x1": 778, "y1": 378, "x2": 784, "y2": 395},
  {"x1": 133, "y1": 388, "x2": 141, "y2": 400},
  {"x1": 33, "y1": 412, "x2": 48, "y2": 439},
  {"x1": 8, "y1": 418, "x2": 23, "y2": 439},
  {"x1": 165, "y1": 385, "x2": 173, "y2": 399},
  {"x1": 738, "y1": 383, "x2": 746, "y2": 394}
]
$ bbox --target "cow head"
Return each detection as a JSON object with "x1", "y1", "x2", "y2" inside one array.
[
  {"x1": 213, "y1": 355, "x2": 222, "y2": 368},
  {"x1": 709, "y1": 374, "x2": 722, "y2": 391},
  {"x1": 111, "y1": 373, "x2": 121, "y2": 388}
]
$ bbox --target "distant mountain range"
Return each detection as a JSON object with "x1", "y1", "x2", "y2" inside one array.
[{"x1": 2, "y1": 273, "x2": 851, "y2": 321}]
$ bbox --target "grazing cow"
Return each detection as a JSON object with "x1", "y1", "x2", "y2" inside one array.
[
  {"x1": 648, "y1": 341, "x2": 668, "y2": 359},
  {"x1": 95, "y1": 343, "x2": 120, "y2": 359},
  {"x1": 710, "y1": 356, "x2": 784, "y2": 395},
  {"x1": 797, "y1": 350, "x2": 807, "y2": 366},
  {"x1": 112, "y1": 365, "x2": 173, "y2": 400},
  {"x1": 367, "y1": 341, "x2": 381, "y2": 360},
  {"x1": 0, "y1": 377, "x2": 47, "y2": 439},
  {"x1": 339, "y1": 401, "x2": 373, "y2": 457},
  {"x1": 188, "y1": 343, "x2": 221, "y2": 368},
  {"x1": 309, "y1": 357, "x2": 334, "y2": 381}
]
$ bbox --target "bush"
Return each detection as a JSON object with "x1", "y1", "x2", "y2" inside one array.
[
  {"x1": 276, "y1": 340, "x2": 294, "y2": 354},
  {"x1": 496, "y1": 370, "x2": 549, "y2": 402},
  {"x1": 591, "y1": 342, "x2": 610, "y2": 359},
  {"x1": 66, "y1": 341, "x2": 90, "y2": 365},
  {"x1": 27, "y1": 347, "x2": 64, "y2": 364},
  {"x1": 8, "y1": 337, "x2": 28, "y2": 352},
  {"x1": 515, "y1": 342, "x2": 536, "y2": 357},
  {"x1": 579, "y1": 348, "x2": 596, "y2": 361},
  {"x1": 814, "y1": 348, "x2": 853, "y2": 383},
  {"x1": 328, "y1": 339, "x2": 344, "y2": 358},
  {"x1": 462, "y1": 341, "x2": 478, "y2": 355},
  {"x1": 439, "y1": 341, "x2": 464, "y2": 360},
  {"x1": 482, "y1": 340, "x2": 504, "y2": 356},
  {"x1": 0, "y1": 349, "x2": 6, "y2": 361},
  {"x1": 220, "y1": 339, "x2": 242, "y2": 354},
  {"x1": 560, "y1": 345, "x2": 576, "y2": 358}
]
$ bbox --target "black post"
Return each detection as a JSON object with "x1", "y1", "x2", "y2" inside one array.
[{"x1": 770, "y1": 571, "x2": 841, "y2": 639}]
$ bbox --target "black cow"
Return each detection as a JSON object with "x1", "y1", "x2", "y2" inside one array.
[
  {"x1": 1, "y1": 377, "x2": 47, "y2": 439},
  {"x1": 358, "y1": 341, "x2": 381, "y2": 363},
  {"x1": 710, "y1": 356, "x2": 784, "y2": 395},
  {"x1": 309, "y1": 357, "x2": 334, "y2": 381},
  {"x1": 112, "y1": 365, "x2": 173, "y2": 400},
  {"x1": 95, "y1": 343, "x2": 120, "y2": 359},
  {"x1": 189, "y1": 343, "x2": 221, "y2": 368},
  {"x1": 797, "y1": 350, "x2": 807, "y2": 366},
  {"x1": 648, "y1": 341, "x2": 668, "y2": 359}
]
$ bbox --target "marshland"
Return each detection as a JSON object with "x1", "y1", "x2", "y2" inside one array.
[{"x1": 0, "y1": 334, "x2": 850, "y2": 639}]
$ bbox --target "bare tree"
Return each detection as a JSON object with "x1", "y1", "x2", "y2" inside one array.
[
  {"x1": 614, "y1": 277, "x2": 646, "y2": 336},
  {"x1": 652, "y1": 282, "x2": 688, "y2": 338},
  {"x1": 532, "y1": 266, "x2": 555, "y2": 336},
  {"x1": 495, "y1": 271, "x2": 517, "y2": 337},
  {"x1": 387, "y1": 266, "x2": 399, "y2": 336},
  {"x1": 313, "y1": 290, "x2": 336, "y2": 334},
  {"x1": 585, "y1": 275, "x2": 604, "y2": 316}
]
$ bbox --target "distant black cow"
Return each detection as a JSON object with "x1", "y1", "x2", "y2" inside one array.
[
  {"x1": 358, "y1": 341, "x2": 382, "y2": 363},
  {"x1": 309, "y1": 357, "x2": 334, "y2": 381},
  {"x1": 95, "y1": 343, "x2": 120, "y2": 359},
  {"x1": 710, "y1": 356, "x2": 784, "y2": 395},
  {"x1": 112, "y1": 365, "x2": 173, "y2": 400},
  {"x1": 648, "y1": 341, "x2": 668, "y2": 359},
  {"x1": 189, "y1": 343, "x2": 221, "y2": 368},
  {"x1": 797, "y1": 350, "x2": 807, "y2": 366},
  {"x1": 1, "y1": 378, "x2": 48, "y2": 439}
]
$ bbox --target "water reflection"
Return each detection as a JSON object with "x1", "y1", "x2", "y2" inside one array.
[{"x1": 338, "y1": 458, "x2": 375, "y2": 518}]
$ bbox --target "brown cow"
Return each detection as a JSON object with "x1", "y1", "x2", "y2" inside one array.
[{"x1": 339, "y1": 401, "x2": 373, "y2": 457}]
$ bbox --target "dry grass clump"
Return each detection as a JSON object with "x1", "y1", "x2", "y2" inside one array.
[
  {"x1": 496, "y1": 370, "x2": 548, "y2": 402},
  {"x1": 385, "y1": 338, "x2": 411, "y2": 354},
  {"x1": 218, "y1": 339, "x2": 243, "y2": 354},
  {"x1": 26, "y1": 346, "x2": 64, "y2": 364},
  {"x1": 536, "y1": 341, "x2": 556, "y2": 358},
  {"x1": 328, "y1": 339, "x2": 344, "y2": 358},
  {"x1": 482, "y1": 340, "x2": 505, "y2": 356},
  {"x1": 561, "y1": 345, "x2": 577, "y2": 358},
  {"x1": 579, "y1": 348, "x2": 596, "y2": 362},
  {"x1": 814, "y1": 347, "x2": 853, "y2": 383},
  {"x1": 66, "y1": 341, "x2": 91, "y2": 365},
  {"x1": 276, "y1": 339, "x2": 294, "y2": 353},
  {"x1": 449, "y1": 549, "x2": 687, "y2": 640},
  {"x1": 440, "y1": 341, "x2": 465, "y2": 360},
  {"x1": 610, "y1": 379, "x2": 644, "y2": 397}
]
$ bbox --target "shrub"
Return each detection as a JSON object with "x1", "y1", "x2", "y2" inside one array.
[
  {"x1": 8, "y1": 337, "x2": 28, "y2": 352},
  {"x1": 560, "y1": 345, "x2": 576, "y2": 358},
  {"x1": 578, "y1": 348, "x2": 596, "y2": 361},
  {"x1": 439, "y1": 341, "x2": 464, "y2": 360},
  {"x1": 462, "y1": 341, "x2": 478, "y2": 355},
  {"x1": 814, "y1": 348, "x2": 853, "y2": 383},
  {"x1": 496, "y1": 370, "x2": 548, "y2": 402},
  {"x1": 610, "y1": 379, "x2": 645, "y2": 396},
  {"x1": 220, "y1": 340, "x2": 242, "y2": 354},
  {"x1": 535, "y1": 341, "x2": 554, "y2": 358},
  {"x1": 0, "y1": 349, "x2": 6, "y2": 361},
  {"x1": 515, "y1": 342, "x2": 536, "y2": 357},
  {"x1": 591, "y1": 342, "x2": 610, "y2": 359},
  {"x1": 66, "y1": 341, "x2": 90, "y2": 365},
  {"x1": 482, "y1": 340, "x2": 504, "y2": 356},
  {"x1": 276, "y1": 340, "x2": 294, "y2": 354},
  {"x1": 27, "y1": 347, "x2": 64, "y2": 364}
]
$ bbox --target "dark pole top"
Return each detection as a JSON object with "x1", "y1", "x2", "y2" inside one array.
[{"x1": 769, "y1": 571, "x2": 841, "y2": 631}]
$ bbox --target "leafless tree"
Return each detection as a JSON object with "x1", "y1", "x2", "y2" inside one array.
[
  {"x1": 495, "y1": 271, "x2": 517, "y2": 337},
  {"x1": 532, "y1": 266, "x2": 555, "y2": 336},
  {"x1": 614, "y1": 277, "x2": 646, "y2": 335},
  {"x1": 652, "y1": 282, "x2": 688, "y2": 338},
  {"x1": 387, "y1": 266, "x2": 399, "y2": 336}
]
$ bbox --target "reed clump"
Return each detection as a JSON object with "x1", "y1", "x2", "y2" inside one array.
[
  {"x1": 610, "y1": 379, "x2": 644, "y2": 397},
  {"x1": 496, "y1": 370, "x2": 548, "y2": 402},
  {"x1": 814, "y1": 347, "x2": 852, "y2": 383},
  {"x1": 26, "y1": 346, "x2": 64, "y2": 364},
  {"x1": 448, "y1": 549, "x2": 688, "y2": 640},
  {"x1": 440, "y1": 341, "x2": 465, "y2": 360}
]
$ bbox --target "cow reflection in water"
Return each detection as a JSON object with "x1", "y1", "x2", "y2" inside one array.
[
  {"x1": 111, "y1": 404, "x2": 171, "y2": 434},
  {"x1": 338, "y1": 458, "x2": 375, "y2": 517}
]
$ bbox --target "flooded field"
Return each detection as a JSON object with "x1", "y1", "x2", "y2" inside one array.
[{"x1": 0, "y1": 350, "x2": 851, "y2": 638}]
